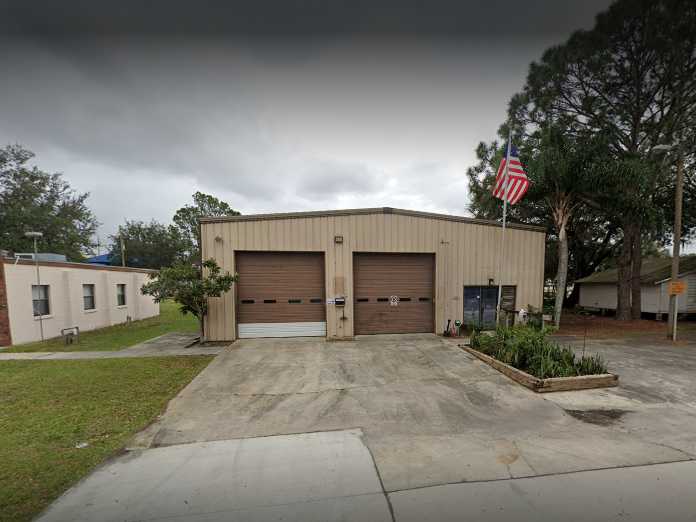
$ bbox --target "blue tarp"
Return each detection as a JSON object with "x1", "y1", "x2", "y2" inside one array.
[{"x1": 85, "y1": 253, "x2": 112, "y2": 265}]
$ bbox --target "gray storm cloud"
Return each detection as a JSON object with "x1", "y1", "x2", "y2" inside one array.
[{"x1": 0, "y1": 1, "x2": 612, "y2": 239}]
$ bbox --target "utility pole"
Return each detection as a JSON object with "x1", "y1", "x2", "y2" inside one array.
[
  {"x1": 120, "y1": 236, "x2": 126, "y2": 267},
  {"x1": 667, "y1": 150, "x2": 684, "y2": 341}
]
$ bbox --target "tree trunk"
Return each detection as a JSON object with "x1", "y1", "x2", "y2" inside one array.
[
  {"x1": 199, "y1": 316, "x2": 206, "y2": 344},
  {"x1": 630, "y1": 223, "x2": 642, "y2": 320},
  {"x1": 551, "y1": 198, "x2": 572, "y2": 328},
  {"x1": 565, "y1": 283, "x2": 580, "y2": 308},
  {"x1": 616, "y1": 224, "x2": 634, "y2": 321},
  {"x1": 554, "y1": 221, "x2": 569, "y2": 328}
]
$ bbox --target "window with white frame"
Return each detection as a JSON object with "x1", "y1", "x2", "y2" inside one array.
[
  {"x1": 32, "y1": 285, "x2": 50, "y2": 316},
  {"x1": 116, "y1": 284, "x2": 126, "y2": 306},
  {"x1": 83, "y1": 284, "x2": 96, "y2": 310}
]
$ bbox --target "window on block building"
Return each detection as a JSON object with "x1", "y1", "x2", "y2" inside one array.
[
  {"x1": 32, "y1": 285, "x2": 50, "y2": 316},
  {"x1": 83, "y1": 284, "x2": 96, "y2": 310},
  {"x1": 116, "y1": 284, "x2": 126, "y2": 306}
]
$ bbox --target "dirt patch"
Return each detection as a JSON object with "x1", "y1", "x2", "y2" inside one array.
[
  {"x1": 495, "y1": 440, "x2": 520, "y2": 465},
  {"x1": 557, "y1": 313, "x2": 667, "y2": 338},
  {"x1": 564, "y1": 408, "x2": 631, "y2": 426}
]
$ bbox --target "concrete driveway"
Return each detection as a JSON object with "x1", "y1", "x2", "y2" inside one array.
[
  {"x1": 131, "y1": 334, "x2": 696, "y2": 488},
  {"x1": 40, "y1": 334, "x2": 696, "y2": 521}
]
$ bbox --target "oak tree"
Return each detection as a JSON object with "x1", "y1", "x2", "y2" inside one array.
[{"x1": 0, "y1": 145, "x2": 98, "y2": 260}]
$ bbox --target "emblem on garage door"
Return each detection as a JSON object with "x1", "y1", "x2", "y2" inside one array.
[{"x1": 390, "y1": 295, "x2": 400, "y2": 307}]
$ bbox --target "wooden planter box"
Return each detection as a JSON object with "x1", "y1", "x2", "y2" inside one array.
[{"x1": 459, "y1": 344, "x2": 618, "y2": 393}]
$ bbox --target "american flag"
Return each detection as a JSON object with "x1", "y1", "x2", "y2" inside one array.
[{"x1": 492, "y1": 144, "x2": 529, "y2": 205}]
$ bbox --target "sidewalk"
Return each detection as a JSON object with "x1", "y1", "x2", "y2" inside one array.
[
  {"x1": 0, "y1": 332, "x2": 226, "y2": 360},
  {"x1": 37, "y1": 430, "x2": 393, "y2": 522},
  {"x1": 36, "y1": 427, "x2": 696, "y2": 522},
  {"x1": 391, "y1": 460, "x2": 696, "y2": 521}
]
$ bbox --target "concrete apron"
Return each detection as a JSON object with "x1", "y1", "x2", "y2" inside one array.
[{"x1": 130, "y1": 335, "x2": 696, "y2": 491}]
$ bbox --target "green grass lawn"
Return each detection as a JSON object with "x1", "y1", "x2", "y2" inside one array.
[
  {"x1": 6, "y1": 300, "x2": 197, "y2": 352},
  {"x1": 0, "y1": 356, "x2": 213, "y2": 522}
]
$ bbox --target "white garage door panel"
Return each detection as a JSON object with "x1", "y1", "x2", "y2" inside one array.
[{"x1": 238, "y1": 322, "x2": 327, "y2": 339}]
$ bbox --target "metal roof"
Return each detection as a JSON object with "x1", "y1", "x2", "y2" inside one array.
[
  {"x1": 199, "y1": 207, "x2": 546, "y2": 233},
  {"x1": 576, "y1": 255, "x2": 696, "y2": 285}
]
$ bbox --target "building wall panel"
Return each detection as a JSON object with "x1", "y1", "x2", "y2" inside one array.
[
  {"x1": 579, "y1": 282, "x2": 696, "y2": 315},
  {"x1": 4, "y1": 262, "x2": 159, "y2": 345},
  {"x1": 658, "y1": 275, "x2": 696, "y2": 314}
]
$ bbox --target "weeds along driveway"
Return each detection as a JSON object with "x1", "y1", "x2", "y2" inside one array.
[{"x1": 132, "y1": 334, "x2": 696, "y2": 492}]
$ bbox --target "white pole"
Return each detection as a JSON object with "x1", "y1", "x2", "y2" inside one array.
[
  {"x1": 34, "y1": 237, "x2": 44, "y2": 342},
  {"x1": 496, "y1": 128, "x2": 512, "y2": 326},
  {"x1": 672, "y1": 294, "x2": 678, "y2": 342}
]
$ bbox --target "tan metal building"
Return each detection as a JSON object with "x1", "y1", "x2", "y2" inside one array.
[{"x1": 201, "y1": 207, "x2": 545, "y2": 341}]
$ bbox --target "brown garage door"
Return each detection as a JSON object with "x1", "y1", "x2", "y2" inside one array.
[
  {"x1": 353, "y1": 253, "x2": 434, "y2": 335},
  {"x1": 236, "y1": 252, "x2": 326, "y2": 338}
]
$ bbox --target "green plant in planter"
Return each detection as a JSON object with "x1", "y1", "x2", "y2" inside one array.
[
  {"x1": 576, "y1": 353, "x2": 608, "y2": 375},
  {"x1": 471, "y1": 325, "x2": 607, "y2": 379},
  {"x1": 468, "y1": 322, "x2": 483, "y2": 347}
]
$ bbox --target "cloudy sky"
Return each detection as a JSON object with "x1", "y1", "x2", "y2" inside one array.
[{"x1": 1, "y1": 0, "x2": 613, "y2": 248}]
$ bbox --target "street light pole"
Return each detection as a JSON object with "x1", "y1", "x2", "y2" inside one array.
[
  {"x1": 668, "y1": 150, "x2": 684, "y2": 341},
  {"x1": 24, "y1": 231, "x2": 44, "y2": 341}
]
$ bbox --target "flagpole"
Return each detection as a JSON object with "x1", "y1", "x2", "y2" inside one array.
[{"x1": 496, "y1": 127, "x2": 512, "y2": 326}]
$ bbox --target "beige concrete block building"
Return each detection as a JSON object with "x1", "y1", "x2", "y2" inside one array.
[
  {"x1": 0, "y1": 257, "x2": 159, "y2": 346},
  {"x1": 201, "y1": 207, "x2": 545, "y2": 341}
]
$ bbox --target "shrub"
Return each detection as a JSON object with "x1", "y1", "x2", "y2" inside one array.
[{"x1": 470, "y1": 326, "x2": 608, "y2": 379}]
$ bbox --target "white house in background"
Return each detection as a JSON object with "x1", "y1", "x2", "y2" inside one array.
[
  {"x1": 576, "y1": 255, "x2": 696, "y2": 317},
  {"x1": 0, "y1": 254, "x2": 159, "y2": 346}
]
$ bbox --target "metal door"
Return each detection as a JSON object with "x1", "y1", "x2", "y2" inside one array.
[
  {"x1": 463, "y1": 286, "x2": 481, "y2": 327},
  {"x1": 480, "y1": 287, "x2": 498, "y2": 328},
  {"x1": 463, "y1": 286, "x2": 498, "y2": 329},
  {"x1": 353, "y1": 253, "x2": 434, "y2": 334},
  {"x1": 236, "y1": 252, "x2": 326, "y2": 338}
]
